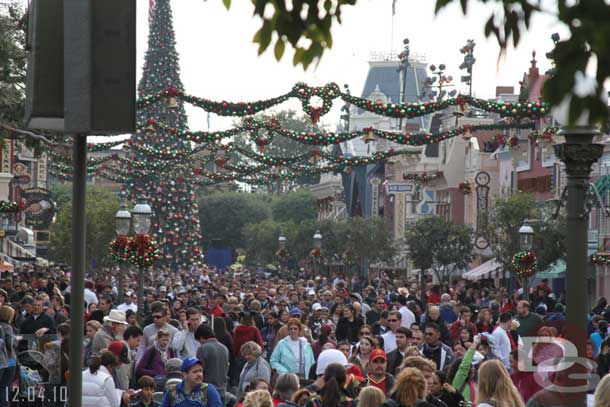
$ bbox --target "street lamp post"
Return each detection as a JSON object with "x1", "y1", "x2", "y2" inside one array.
[
  {"x1": 313, "y1": 230, "x2": 322, "y2": 277},
  {"x1": 519, "y1": 220, "x2": 534, "y2": 301},
  {"x1": 114, "y1": 201, "x2": 131, "y2": 301},
  {"x1": 552, "y1": 99, "x2": 603, "y2": 406},
  {"x1": 132, "y1": 196, "x2": 153, "y2": 323},
  {"x1": 278, "y1": 234, "x2": 287, "y2": 272},
  {"x1": 397, "y1": 38, "x2": 410, "y2": 131}
]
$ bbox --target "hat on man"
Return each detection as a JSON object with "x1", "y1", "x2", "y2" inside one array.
[
  {"x1": 108, "y1": 340, "x2": 130, "y2": 364},
  {"x1": 103, "y1": 309, "x2": 128, "y2": 325},
  {"x1": 159, "y1": 286, "x2": 167, "y2": 292},
  {"x1": 312, "y1": 303, "x2": 322, "y2": 312},
  {"x1": 370, "y1": 349, "x2": 387, "y2": 362},
  {"x1": 125, "y1": 290, "x2": 134, "y2": 297},
  {"x1": 316, "y1": 349, "x2": 348, "y2": 376},
  {"x1": 289, "y1": 308, "x2": 302, "y2": 316},
  {"x1": 181, "y1": 356, "x2": 203, "y2": 372},
  {"x1": 166, "y1": 358, "x2": 183, "y2": 373}
]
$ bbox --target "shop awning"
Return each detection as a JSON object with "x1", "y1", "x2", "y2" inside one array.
[
  {"x1": 537, "y1": 259, "x2": 566, "y2": 279},
  {"x1": 0, "y1": 262, "x2": 14, "y2": 272},
  {"x1": 462, "y1": 258, "x2": 501, "y2": 281}
]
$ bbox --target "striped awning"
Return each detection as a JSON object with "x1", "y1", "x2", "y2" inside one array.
[{"x1": 463, "y1": 258, "x2": 502, "y2": 281}]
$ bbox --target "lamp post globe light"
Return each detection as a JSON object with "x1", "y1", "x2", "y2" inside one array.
[
  {"x1": 519, "y1": 220, "x2": 534, "y2": 251},
  {"x1": 114, "y1": 203, "x2": 131, "y2": 300},
  {"x1": 132, "y1": 197, "x2": 153, "y2": 235},
  {"x1": 132, "y1": 196, "x2": 153, "y2": 322},
  {"x1": 313, "y1": 230, "x2": 322, "y2": 249},
  {"x1": 278, "y1": 234, "x2": 287, "y2": 272},
  {"x1": 551, "y1": 81, "x2": 604, "y2": 407},
  {"x1": 518, "y1": 220, "x2": 535, "y2": 301},
  {"x1": 278, "y1": 234, "x2": 287, "y2": 249}
]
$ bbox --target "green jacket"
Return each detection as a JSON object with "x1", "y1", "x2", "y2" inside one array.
[{"x1": 451, "y1": 347, "x2": 475, "y2": 403}]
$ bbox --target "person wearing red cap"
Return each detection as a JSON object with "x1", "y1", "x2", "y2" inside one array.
[
  {"x1": 107, "y1": 340, "x2": 131, "y2": 390},
  {"x1": 361, "y1": 349, "x2": 395, "y2": 397}
]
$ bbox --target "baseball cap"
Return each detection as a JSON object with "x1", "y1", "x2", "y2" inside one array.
[
  {"x1": 108, "y1": 341, "x2": 130, "y2": 364},
  {"x1": 370, "y1": 349, "x2": 387, "y2": 362},
  {"x1": 290, "y1": 308, "x2": 302, "y2": 316},
  {"x1": 166, "y1": 358, "x2": 183, "y2": 373},
  {"x1": 312, "y1": 303, "x2": 322, "y2": 312},
  {"x1": 181, "y1": 356, "x2": 202, "y2": 372},
  {"x1": 316, "y1": 349, "x2": 348, "y2": 376}
]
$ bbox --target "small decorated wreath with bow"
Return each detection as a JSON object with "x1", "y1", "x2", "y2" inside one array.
[{"x1": 511, "y1": 250, "x2": 537, "y2": 279}]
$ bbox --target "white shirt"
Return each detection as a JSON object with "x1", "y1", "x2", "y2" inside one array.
[
  {"x1": 382, "y1": 331, "x2": 397, "y2": 353},
  {"x1": 491, "y1": 325, "x2": 511, "y2": 368},
  {"x1": 116, "y1": 303, "x2": 137, "y2": 313},
  {"x1": 399, "y1": 306, "x2": 416, "y2": 328},
  {"x1": 171, "y1": 329, "x2": 199, "y2": 358},
  {"x1": 84, "y1": 288, "x2": 99, "y2": 308},
  {"x1": 289, "y1": 338, "x2": 304, "y2": 373}
]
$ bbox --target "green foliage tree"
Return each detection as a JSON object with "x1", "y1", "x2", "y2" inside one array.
[
  {"x1": 242, "y1": 216, "x2": 395, "y2": 267},
  {"x1": 480, "y1": 193, "x2": 566, "y2": 274},
  {"x1": 48, "y1": 183, "x2": 73, "y2": 210},
  {"x1": 405, "y1": 216, "x2": 474, "y2": 284},
  {"x1": 0, "y1": 1, "x2": 25, "y2": 126},
  {"x1": 198, "y1": 192, "x2": 271, "y2": 250},
  {"x1": 48, "y1": 187, "x2": 120, "y2": 270},
  {"x1": 271, "y1": 189, "x2": 317, "y2": 223}
]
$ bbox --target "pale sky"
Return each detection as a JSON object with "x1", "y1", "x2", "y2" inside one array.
[{"x1": 92, "y1": 0, "x2": 568, "y2": 142}]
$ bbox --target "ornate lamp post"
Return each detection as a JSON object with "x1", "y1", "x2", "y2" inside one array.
[
  {"x1": 313, "y1": 230, "x2": 322, "y2": 276},
  {"x1": 114, "y1": 202, "x2": 131, "y2": 300},
  {"x1": 519, "y1": 220, "x2": 534, "y2": 300},
  {"x1": 132, "y1": 196, "x2": 152, "y2": 322},
  {"x1": 552, "y1": 98, "x2": 603, "y2": 407},
  {"x1": 278, "y1": 234, "x2": 287, "y2": 272}
]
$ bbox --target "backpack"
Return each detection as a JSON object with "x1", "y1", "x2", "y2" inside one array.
[{"x1": 168, "y1": 383, "x2": 208, "y2": 406}]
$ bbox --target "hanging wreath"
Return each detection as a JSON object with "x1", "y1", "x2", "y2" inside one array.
[
  {"x1": 342, "y1": 249, "x2": 356, "y2": 265},
  {"x1": 0, "y1": 201, "x2": 21, "y2": 213},
  {"x1": 125, "y1": 234, "x2": 159, "y2": 268},
  {"x1": 511, "y1": 250, "x2": 538, "y2": 279},
  {"x1": 276, "y1": 247, "x2": 289, "y2": 261},
  {"x1": 108, "y1": 235, "x2": 130, "y2": 262},
  {"x1": 310, "y1": 247, "x2": 323, "y2": 264},
  {"x1": 458, "y1": 181, "x2": 472, "y2": 195},
  {"x1": 591, "y1": 253, "x2": 610, "y2": 266}
]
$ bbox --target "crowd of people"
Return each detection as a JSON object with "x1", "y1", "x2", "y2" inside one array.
[{"x1": 0, "y1": 263, "x2": 610, "y2": 407}]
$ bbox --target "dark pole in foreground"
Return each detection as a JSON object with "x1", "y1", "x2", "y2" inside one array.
[
  {"x1": 138, "y1": 266, "x2": 144, "y2": 323},
  {"x1": 554, "y1": 127, "x2": 602, "y2": 407},
  {"x1": 68, "y1": 135, "x2": 87, "y2": 407}
]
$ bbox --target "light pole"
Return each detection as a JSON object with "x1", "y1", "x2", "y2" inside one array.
[
  {"x1": 552, "y1": 101, "x2": 603, "y2": 407},
  {"x1": 519, "y1": 220, "x2": 534, "y2": 301},
  {"x1": 132, "y1": 196, "x2": 153, "y2": 323},
  {"x1": 114, "y1": 201, "x2": 131, "y2": 301},
  {"x1": 313, "y1": 230, "x2": 322, "y2": 277},
  {"x1": 278, "y1": 234, "x2": 287, "y2": 272},
  {"x1": 397, "y1": 38, "x2": 410, "y2": 131}
]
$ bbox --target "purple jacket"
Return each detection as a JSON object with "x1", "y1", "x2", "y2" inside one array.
[{"x1": 136, "y1": 346, "x2": 176, "y2": 379}]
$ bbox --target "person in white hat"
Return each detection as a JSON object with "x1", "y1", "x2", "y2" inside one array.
[
  {"x1": 116, "y1": 291, "x2": 138, "y2": 313},
  {"x1": 308, "y1": 349, "x2": 349, "y2": 391},
  {"x1": 91, "y1": 309, "x2": 128, "y2": 356}
]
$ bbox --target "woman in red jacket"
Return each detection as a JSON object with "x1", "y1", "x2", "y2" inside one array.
[{"x1": 233, "y1": 311, "x2": 264, "y2": 357}]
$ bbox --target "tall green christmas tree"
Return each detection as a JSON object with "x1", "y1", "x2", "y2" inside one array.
[{"x1": 126, "y1": 0, "x2": 202, "y2": 267}]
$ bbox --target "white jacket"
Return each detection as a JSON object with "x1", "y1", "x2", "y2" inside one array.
[{"x1": 82, "y1": 365, "x2": 123, "y2": 407}]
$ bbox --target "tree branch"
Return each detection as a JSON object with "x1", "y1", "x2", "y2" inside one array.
[{"x1": 0, "y1": 123, "x2": 70, "y2": 148}]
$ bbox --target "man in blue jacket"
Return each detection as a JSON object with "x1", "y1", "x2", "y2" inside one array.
[{"x1": 160, "y1": 357, "x2": 223, "y2": 407}]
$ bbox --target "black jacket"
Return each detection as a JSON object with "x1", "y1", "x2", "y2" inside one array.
[
  {"x1": 386, "y1": 349, "x2": 404, "y2": 376},
  {"x1": 336, "y1": 317, "x2": 363, "y2": 343},
  {"x1": 19, "y1": 313, "x2": 56, "y2": 335}
]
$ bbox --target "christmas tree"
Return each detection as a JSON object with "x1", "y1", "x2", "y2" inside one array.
[{"x1": 126, "y1": 0, "x2": 202, "y2": 268}]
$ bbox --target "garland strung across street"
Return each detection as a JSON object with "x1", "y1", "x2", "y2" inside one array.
[
  {"x1": 591, "y1": 253, "x2": 610, "y2": 266},
  {"x1": 144, "y1": 118, "x2": 535, "y2": 147},
  {"x1": 137, "y1": 84, "x2": 550, "y2": 122},
  {"x1": 403, "y1": 171, "x2": 444, "y2": 184}
]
